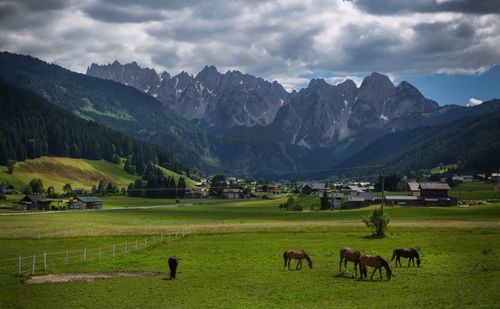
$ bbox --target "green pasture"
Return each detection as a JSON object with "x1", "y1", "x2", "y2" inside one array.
[
  {"x1": 1, "y1": 198, "x2": 500, "y2": 307},
  {"x1": 1, "y1": 198, "x2": 500, "y2": 238},
  {"x1": 450, "y1": 182, "x2": 500, "y2": 200},
  {"x1": 0, "y1": 226, "x2": 499, "y2": 308}
]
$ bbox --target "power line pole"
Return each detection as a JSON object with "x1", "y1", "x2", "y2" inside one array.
[{"x1": 381, "y1": 167, "x2": 385, "y2": 213}]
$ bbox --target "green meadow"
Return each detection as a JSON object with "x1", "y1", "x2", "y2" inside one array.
[{"x1": 0, "y1": 198, "x2": 499, "y2": 308}]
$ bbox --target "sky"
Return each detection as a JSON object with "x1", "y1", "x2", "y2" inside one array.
[{"x1": 0, "y1": 0, "x2": 499, "y2": 105}]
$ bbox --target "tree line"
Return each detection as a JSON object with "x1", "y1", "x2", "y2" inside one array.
[{"x1": 127, "y1": 163, "x2": 187, "y2": 198}]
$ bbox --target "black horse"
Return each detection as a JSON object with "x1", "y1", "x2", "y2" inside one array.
[
  {"x1": 391, "y1": 248, "x2": 421, "y2": 267},
  {"x1": 168, "y1": 256, "x2": 179, "y2": 279}
]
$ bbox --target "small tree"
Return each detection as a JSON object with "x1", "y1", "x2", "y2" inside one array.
[
  {"x1": 6, "y1": 160, "x2": 15, "y2": 174},
  {"x1": 29, "y1": 179, "x2": 44, "y2": 194},
  {"x1": 63, "y1": 183, "x2": 72, "y2": 196},
  {"x1": 362, "y1": 207, "x2": 390, "y2": 238}
]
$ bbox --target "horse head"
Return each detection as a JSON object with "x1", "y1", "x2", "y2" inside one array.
[{"x1": 305, "y1": 254, "x2": 313, "y2": 269}]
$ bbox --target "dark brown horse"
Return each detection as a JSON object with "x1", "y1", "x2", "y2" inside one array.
[
  {"x1": 339, "y1": 247, "x2": 361, "y2": 277},
  {"x1": 359, "y1": 255, "x2": 392, "y2": 280},
  {"x1": 391, "y1": 248, "x2": 420, "y2": 267},
  {"x1": 283, "y1": 250, "x2": 313, "y2": 270}
]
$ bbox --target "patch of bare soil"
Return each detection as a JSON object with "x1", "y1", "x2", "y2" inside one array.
[{"x1": 25, "y1": 271, "x2": 161, "y2": 284}]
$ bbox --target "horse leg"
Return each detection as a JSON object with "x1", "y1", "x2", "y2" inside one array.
[
  {"x1": 344, "y1": 259, "x2": 348, "y2": 273},
  {"x1": 353, "y1": 262, "x2": 358, "y2": 278},
  {"x1": 379, "y1": 267, "x2": 382, "y2": 280},
  {"x1": 370, "y1": 268, "x2": 377, "y2": 280},
  {"x1": 397, "y1": 257, "x2": 402, "y2": 267},
  {"x1": 408, "y1": 258, "x2": 411, "y2": 267},
  {"x1": 287, "y1": 258, "x2": 291, "y2": 271},
  {"x1": 339, "y1": 257, "x2": 343, "y2": 272}
]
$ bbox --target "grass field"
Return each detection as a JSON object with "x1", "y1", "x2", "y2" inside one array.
[
  {"x1": 0, "y1": 198, "x2": 499, "y2": 307},
  {"x1": 0, "y1": 157, "x2": 138, "y2": 193},
  {"x1": 0, "y1": 156, "x2": 197, "y2": 193}
]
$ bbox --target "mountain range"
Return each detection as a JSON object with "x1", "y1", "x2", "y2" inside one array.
[{"x1": 1, "y1": 51, "x2": 499, "y2": 178}]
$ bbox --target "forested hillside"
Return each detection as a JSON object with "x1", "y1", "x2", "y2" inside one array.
[
  {"x1": 336, "y1": 105, "x2": 500, "y2": 176},
  {"x1": 0, "y1": 80, "x2": 184, "y2": 175}
]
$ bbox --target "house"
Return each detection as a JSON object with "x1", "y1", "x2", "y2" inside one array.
[
  {"x1": 267, "y1": 183, "x2": 281, "y2": 194},
  {"x1": 301, "y1": 183, "x2": 326, "y2": 195},
  {"x1": 72, "y1": 196, "x2": 102, "y2": 210},
  {"x1": 452, "y1": 175, "x2": 474, "y2": 183},
  {"x1": 407, "y1": 182, "x2": 420, "y2": 196},
  {"x1": 491, "y1": 173, "x2": 500, "y2": 183},
  {"x1": 223, "y1": 189, "x2": 241, "y2": 199},
  {"x1": 419, "y1": 182, "x2": 450, "y2": 198},
  {"x1": 383, "y1": 195, "x2": 422, "y2": 206},
  {"x1": 184, "y1": 188, "x2": 205, "y2": 199},
  {"x1": 349, "y1": 191, "x2": 374, "y2": 201},
  {"x1": 0, "y1": 183, "x2": 14, "y2": 194},
  {"x1": 68, "y1": 188, "x2": 85, "y2": 195},
  {"x1": 16, "y1": 195, "x2": 57, "y2": 210}
]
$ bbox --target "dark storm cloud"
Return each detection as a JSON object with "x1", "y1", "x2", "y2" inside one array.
[
  {"x1": 84, "y1": 3, "x2": 166, "y2": 23},
  {"x1": 0, "y1": 0, "x2": 499, "y2": 90},
  {"x1": 355, "y1": 0, "x2": 500, "y2": 15}
]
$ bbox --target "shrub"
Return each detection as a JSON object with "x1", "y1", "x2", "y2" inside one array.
[
  {"x1": 292, "y1": 204, "x2": 303, "y2": 211},
  {"x1": 362, "y1": 207, "x2": 390, "y2": 238}
]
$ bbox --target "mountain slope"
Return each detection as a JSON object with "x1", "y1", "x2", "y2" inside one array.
[
  {"x1": 0, "y1": 52, "x2": 307, "y2": 174},
  {"x1": 336, "y1": 102, "x2": 500, "y2": 175},
  {"x1": 0, "y1": 157, "x2": 138, "y2": 193},
  {"x1": 0, "y1": 79, "x2": 183, "y2": 174},
  {"x1": 87, "y1": 62, "x2": 290, "y2": 129}
]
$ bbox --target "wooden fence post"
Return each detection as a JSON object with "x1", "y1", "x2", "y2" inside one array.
[
  {"x1": 83, "y1": 248, "x2": 87, "y2": 263},
  {"x1": 43, "y1": 252, "x2": 47, "y2": 271},
  {"x1": 161, "y1": 233, "x2": 163, "y2": 241},
  {"x1": 18, "y1": 256, "x2": 21, "y2": 275},
  {"x1": 112, "y1": 244, "x2": 115, "y2": 257},
  {"x1": 32, "y1": 254, "x2": 35, "y2": 275},
  {"x1": 125, "y1": 241, "x2": 128, "y2": 254},
  {"x1": 65, "y1": 249, "x2": 68, "y2": 265},
  {"x1": 135, "y1": 239, "x2": 138, "y2": 251},
  {"x1": 153, "y1": 235, "x2": 156, "y2": 245},
  {"x1": 99, "y1": 247, "x2": 102, "y2": 262},
  {"x1": 144, "y1": 238, "x2": 147, "y2": 248}
]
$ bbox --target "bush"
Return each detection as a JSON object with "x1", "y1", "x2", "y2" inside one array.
[
  {"x1": 0, "y1": 194, "x2": 5, "y2": 200},
  {"x1": 292, "y1": 204, "x2": 303, "y2": 211},
  {"x1": 362, "y1": 207, "x2": 390, "y2": 238}
]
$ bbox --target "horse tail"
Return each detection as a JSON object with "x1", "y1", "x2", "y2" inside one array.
[
  {"x1": 283, "y1": 251, "x2": 287, "y2": 268},
  {"x1": 391, "y1": 250, "x2": 396, "y2": 261}
]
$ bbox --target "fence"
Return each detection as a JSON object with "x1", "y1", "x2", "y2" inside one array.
[{"x1": 0, "y1": 230, "x2": 189, "y2": 276}]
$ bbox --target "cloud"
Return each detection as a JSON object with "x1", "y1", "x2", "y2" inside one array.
[
  {"x1": 0, "y1": 0, "x2": 498, "y2": 94},
  {"x1": 467, "y1": 97, "x2": 483, "y2": 106},
  {"x1": 354, "y1": 0, "x2": 500, "y2": 15}
]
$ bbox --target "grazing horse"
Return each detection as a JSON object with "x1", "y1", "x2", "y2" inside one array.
[
  {"x1": 391, "y1": 248, "x2": 421, "y2": 267},
  {"x1": 339, "y1": 247, "x2": 361, "y2": 277},
  {"x1": 168, "y1": 256, "x2": 178, "y2": 279},
  {"x1": 359, "y1": 255, "x2": 392, "y2": 280},
  {"x1": 283, "y1": 250, "x2": 313, "y2": 270}
]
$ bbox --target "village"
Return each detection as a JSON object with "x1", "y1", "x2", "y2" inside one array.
[{"x1": 2, "y1": 172, "x2": 499, "y2": 211}]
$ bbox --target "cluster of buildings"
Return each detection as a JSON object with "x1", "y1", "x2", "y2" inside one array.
[{"x1": 13, "y1": 195, "x2": 102, "y2": 211}]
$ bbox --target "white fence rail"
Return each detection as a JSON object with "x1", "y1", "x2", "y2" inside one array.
[{"x1": 0, "y1": 230, "x2": 189, "y2": 275}]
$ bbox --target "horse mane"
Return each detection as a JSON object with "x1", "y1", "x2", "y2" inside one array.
[
  {"x1": 377, "y1": 256, "x2": 390, "y2": 271},
  {"x1": 413, "y1": 249, "x2": 420, "y2": 259}
]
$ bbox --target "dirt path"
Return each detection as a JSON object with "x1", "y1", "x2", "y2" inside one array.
[{"x1": 25, "y1": 271, "x2": 162, "y2": 284}]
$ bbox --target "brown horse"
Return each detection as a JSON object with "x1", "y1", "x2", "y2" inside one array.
[
  {"x1": 339, "y1": 247, "x2": 361, "y2": 277},
  {"x1": 391, "y1": 248, "x2": 421, "y2": 267},
  {"x1": 359, "y1": 255, "x2": 392, "y2": 280},
  {"x1": 283, "y1": 250, "x2": 313, "y2": 270}
]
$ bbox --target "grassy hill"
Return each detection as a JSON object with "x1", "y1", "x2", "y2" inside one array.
[{"x1": 0, "y1": 157, "x2": 138, "y2": 192}]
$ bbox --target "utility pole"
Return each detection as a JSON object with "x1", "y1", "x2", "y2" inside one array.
[{"x1": 381, "y1": 167, "x2": 385, "y2": 213}]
